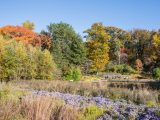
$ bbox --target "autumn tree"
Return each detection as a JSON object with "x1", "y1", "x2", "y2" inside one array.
[
  {"x1": 0, "y1": 35, "x2": 56, "y2": 82},
  {"x1": 105, "y1": 26, "x2": 131, "y2": 64},
  {"x1": 0, "y1": 25, "x2": 51, "y2": 49},
  {"x1": 129, "y1": 29, "x2": 152, "y2": 62},
  {"x1": 0, "y1": 36, "x2": 18, "y2": 81},
  {"x1": 153, "y1": 33, "x2": 160, "y2": 59},
  {"x1": 85, "y1": 23, "x2": 110, "y2": 73},
  {"x1": 36, "y1": 49, "x2": 56, "y2": 80},
  {"x1": 152, "y1": 33, "x2": 160, "y2": 68},
  {"x1": 15, "y1": 42, "x2": 28, "y2": 79},
  {"x1": 22, "y1": 20, "x2": 35, "y2": 30}
]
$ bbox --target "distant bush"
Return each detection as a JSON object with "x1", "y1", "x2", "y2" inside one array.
[
  {"x1": 64, "y1": 67, "x2": 82, "y2": 81},
  {"x1": 134, "y1": 59, "x2": 143, "y2": 72},
  {"x1": 105, "y1": 62, "x2": 114, "y2": 72},
  {"x1": 81, "y1": 106, "x2": 105, "y2": 120},
  {"x1": 152, "y1": 68, "x2": 160, "y2": 80},
  {"x1": 106, "y1": 64, "x2": 137, "y2": 74},
  {"x1": 146, "y1": 100, "x2": 156, "y2": 107},
  {"x1": 81, "y1": 76, "x2": 101, "y2": 81}
]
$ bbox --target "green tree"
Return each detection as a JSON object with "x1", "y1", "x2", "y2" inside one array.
[
  {"x1": 15, "y1": 42, "x2": 28, "y2": 79},
  {"x1": 25, "y1": 45, "x2": 37, "y2": 79},
  {"x1": 36, "y1": 49, "x2": 56, "y2": 80},
  {"x1": 22, "y1": 20, "x2": 35, "y2": 30},
  {"x1": 45, "y1": 22, "x2": 86, "y2": 70},
  {"x1": 0, "y1": 39, "x2": 18, "y2": 82},
  {"x1": 85, "y1": 23, "x2": 110, "y2": 73},
  {"x1": 152, "y1": 68, "x2": 160, "y2": 80}
]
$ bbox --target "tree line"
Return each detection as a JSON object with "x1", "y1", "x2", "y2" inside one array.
[{"x1": 0, "y1": 20, "x2": 160, "y2": 81}]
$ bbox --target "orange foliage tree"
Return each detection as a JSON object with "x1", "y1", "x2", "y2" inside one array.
[{"x1": 0, "y1": 25, "x2": 51, "y2": 49}]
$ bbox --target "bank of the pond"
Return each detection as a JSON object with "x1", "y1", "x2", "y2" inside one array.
[{"x1": 91, "y1": 79, "x2": 160, "y2": 90}]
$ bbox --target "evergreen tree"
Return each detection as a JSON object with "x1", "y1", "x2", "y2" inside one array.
[{"x1": 45, "y1": 22, "x2": 86, "y2": 70}]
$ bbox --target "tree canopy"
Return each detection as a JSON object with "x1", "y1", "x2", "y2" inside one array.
[
  {"x1": 22, "y1": 20, "x2": 35, "y2": 30},
  {"x1": 45, "y1": 22, "x2": 86, "y2": 70},
  {"x1": 0, "y1": 35, "x2": 56, "y2": 81},
  {"x1": 85, "y1": 23, "x2": 110, "y2": 73},
  {"x1": 0, "y1": 25, "x2": 52, "y2": 49}
]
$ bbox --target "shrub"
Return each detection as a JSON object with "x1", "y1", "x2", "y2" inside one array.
[
  {"x1": 105, "y1": 62, "x2": 114, "y2": 72},
  {"x1": 152, "y1": 68, "x2": 160, "y2": 80},
  {"x1": 64, "y1": 67, "x2": 82, "y2": 81},
  {"x1": 134, "y1": 59, "x2": 143, "y2": 72},
  {"x1": 106, "y1": 64, "x2": 136, "y2": 75},
  {"x1": 123, "y1": 64, "x2": 137, "y2": 74},
  {"x1": 81, "y1": 106, "x2": 105, "y2": 120},
  {"x1": 146, "y1": 100, "x2": 156, "y2": 107}
]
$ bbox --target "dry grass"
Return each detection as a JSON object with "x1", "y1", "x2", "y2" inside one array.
[
  {"x1": 107, "y1": 88, "x2": 160, "y2": 105},
  {"x1": 6, "y1": 80, "x2": 160, "y2": 105},
  {"x1": 0, "y1": 100, "x2": 21, "y2": 120},
  {"x1": 56, "y1": 105, "x2": 81, "y2": 120},
  {"x1": 21, "y1": 96, "x2": 57, "y2": 120},
  {"x1": 0, "y1": 80, "x2": 159, "y2": 120},
  {"x1": 0, "y1": 93, "x2": 82, "y2": 120}
]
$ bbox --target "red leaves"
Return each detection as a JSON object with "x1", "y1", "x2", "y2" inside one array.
[{"x1": 0, "y1": 25, "x2": 51, "y2": 49}]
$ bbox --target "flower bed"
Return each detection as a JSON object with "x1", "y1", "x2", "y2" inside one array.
[{"x1": 33, "y1": 90, "x2": 160, "y2": 120}]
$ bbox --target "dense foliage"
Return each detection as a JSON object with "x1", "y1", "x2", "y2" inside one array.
[
  {"x1": 85, "y1": 23, "x2": 110, "y2": 73},
  {"x1": 106, "y1": 63, "x2": 136, "y2": 74},
  {"x1": 0, "y1": 25, "x2": 52, "y2": 49},
  {"x1": 0, "y1": 35, "x2": 56, "y2": 81},
  {"x1": 44, "y1": 22, "x2": 86, "y2": 71},
  {"x1": 105, "y1": 26, "x2": 131, "y2": 64},
  {"x1": 64, "y1": 67, "x2": 82, "y2": 81},
  {"x1": 152, "y1": 68, "x2": 160, "y2": 80},
  {"x1": 0, "y1": 21, "x2": 160, "y2": 80},
  {"x1": 22, "y1": 20, "x2": 35, "y2": 30}
]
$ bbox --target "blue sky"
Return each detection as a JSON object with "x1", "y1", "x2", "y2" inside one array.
[{"x1": 0, "y1": 0, "x2": 160, "y2": 36}]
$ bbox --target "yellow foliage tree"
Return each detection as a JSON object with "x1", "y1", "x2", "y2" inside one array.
[
  {"x1": 22, "y1": 20, "x2": 35, "y2": 30},
  {"x1": 153, "y1": 34, "x2": 160, "y2": 47},
  {"x1": 85, "y1": 23, "x2": 110, "y2": 73},
  {"x1": 153, "y1": 33, "x2": 160, "y2": 60}
]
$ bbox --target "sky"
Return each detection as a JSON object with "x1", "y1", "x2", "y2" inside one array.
[{"x1": 0, "y1": 0, "x2": 160, "y2": 36}]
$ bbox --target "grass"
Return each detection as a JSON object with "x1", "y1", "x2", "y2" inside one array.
[
  {"x1": 0, "y1": 83, "x2": 27, "y2": 102},
  {"x1": 0, "y1": 89, "x2": 104, "y2": 120},
  {"x1": 81, "y1": 75, "x2": 102, "y2": 81},
  {"x1": 0, "y1": 82, "x2": 106, "y2": 120},
  {"x1": 9, "y1": 80, "x2": 160, "y2": 106},
  {"x1": 0, "y1": 80, "x2": 159, "y2": 120}
]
